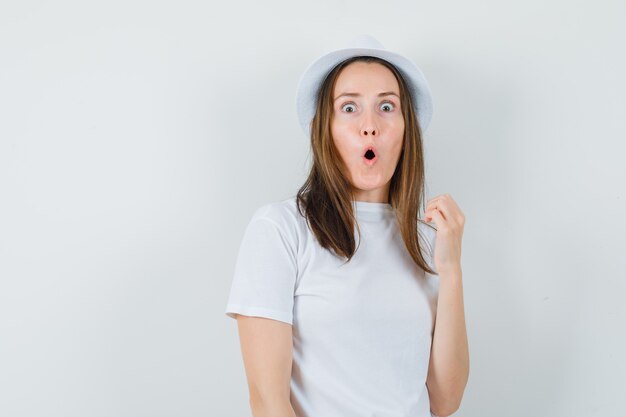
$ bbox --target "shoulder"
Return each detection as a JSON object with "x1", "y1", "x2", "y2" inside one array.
[
  {"x1": 250, "y1": 196, "x2": 301, "y2": 228},
  {"x1": 247, "y1": 196, "x2": 304, "y2": 246}
]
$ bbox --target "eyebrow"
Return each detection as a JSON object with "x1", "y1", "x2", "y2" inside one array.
[{"x1": 333, "y1": 91, "x2": 400, "y2": 101}]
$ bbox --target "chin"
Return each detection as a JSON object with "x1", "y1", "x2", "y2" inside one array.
[
  {"x1": 355, "y1": 176, "x2": 389, "y2": 188},
  {"x1": 353, "y1": 182, "x2": 385, "y2": 191}
]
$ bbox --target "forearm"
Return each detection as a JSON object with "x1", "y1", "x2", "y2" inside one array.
[
  {"x1": 250, "y1": 399, "x2": 297, "y2": 417},
  {"x1": 427, "y1": 265, "x2": 470, "y2": 415}
]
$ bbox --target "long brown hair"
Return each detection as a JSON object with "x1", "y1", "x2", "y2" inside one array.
[{"x1": 295, "y1": 55, "x2": 437, "y2": 275}]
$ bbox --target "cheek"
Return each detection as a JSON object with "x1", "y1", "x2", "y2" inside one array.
[
  {"x1": 391, "y1": 119, "x2": 405, "y2": 148},
  {"x1": 332, "y1": 137, "x2": 353, "y2": 164},
  {"x1": 331, "y1": 116, "x2": 348, "y2": 135},
  {"x1": 331, "y1": 123, "x2": 353, "y2": 158},
  {"x1": 388, "y1": 114, "x2": 405, "y2": 133}
]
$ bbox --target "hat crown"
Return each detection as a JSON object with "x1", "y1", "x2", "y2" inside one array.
[{"x1": 343, "y1": 34, "x2": 385, "y2": 50}]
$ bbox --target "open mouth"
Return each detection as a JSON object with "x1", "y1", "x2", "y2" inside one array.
[{"x1": 362, "y1": 146, "x2": 378, "y2": 164}]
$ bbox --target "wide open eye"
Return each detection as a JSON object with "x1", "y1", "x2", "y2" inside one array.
[
  {"x1": 380, "y1": 101, "x2": 395, "y2": 112},
  {"x1": 341, "y1": 103, "x2": 356, "y2": 113}
]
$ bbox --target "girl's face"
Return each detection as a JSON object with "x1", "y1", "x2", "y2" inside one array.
[{"x1": 330, "y1": 61, "x2": 405, "y2": 203}]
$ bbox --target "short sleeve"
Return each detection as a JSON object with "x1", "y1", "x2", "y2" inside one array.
[{"x1": 224, "y1": 216, "x2": 298, "y2": 325}]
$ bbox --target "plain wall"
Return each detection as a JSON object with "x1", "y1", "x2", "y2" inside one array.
[{"x1": 1, "y1": 1, "x2": 625, "y2": 416}]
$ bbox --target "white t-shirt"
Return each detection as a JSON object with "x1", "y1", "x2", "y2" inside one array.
[{"x1": 225, "y1": 196, "x2": 440, "y2": 417}]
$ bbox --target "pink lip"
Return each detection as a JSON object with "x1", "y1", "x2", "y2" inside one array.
[
  {"x1": 362, "y1": 154, "x2": 378, "y2": 165},
  {"x1": 362, "y1": 145, "x2": 378, "y2": 155},
  {"x1": 362, "y1": 145, "x2": 378, "y2": 165}
]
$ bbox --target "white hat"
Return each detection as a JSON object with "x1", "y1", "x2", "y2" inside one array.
[{"x1": 295, "y1": 34, "x2": 434, "y2": 138}]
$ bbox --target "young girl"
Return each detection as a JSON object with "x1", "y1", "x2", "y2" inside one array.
[{"x1": 225, "y1": 34, "x2": 469, "y2": 417}]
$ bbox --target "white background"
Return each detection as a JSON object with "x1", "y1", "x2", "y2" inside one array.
[{"x1": 1, "y1": 1, "x2": 625, "y2": 416}]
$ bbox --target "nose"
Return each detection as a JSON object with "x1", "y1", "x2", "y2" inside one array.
[
  {"x1": 360, "y1": 108, "x2": 377, "y2": 136},
  {"x1": 362, "y1": 126, "x2": 376, "y2": 136}
]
